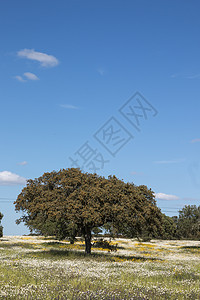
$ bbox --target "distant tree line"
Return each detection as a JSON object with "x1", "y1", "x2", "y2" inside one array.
[
  {"x1": 13, "y1": 168, "x2": 200, "y2": 253},
  {"x1": 161, "y1": 205, "x2": 200, "y2": 240},
  {"x1": 98, "y1": 206, "x2": 200, "y2": 241}
]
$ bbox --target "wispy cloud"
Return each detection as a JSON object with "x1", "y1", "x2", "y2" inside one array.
[
  {"x1": 0, "y1": 171, "x2": 26, "y2": 185},
  {"x1": 17, "y1": 161, "x2": 28, "y2": 166},
  {"x1": 15, "y1": 72, "x2": 39, "y2": 82},
  {"x1": 15, "y1": 75, "x2": 26, "y2": 82},
  {"x1": 191, "y1": 138, "x2": 200, "y2": 143},
  {"x1": 24, "y1": 72, "x2": 39, "y2": 80},
  {"x1": 155, "y1": 193, "x2": 180, "y2": 201},
  {"x1": 60, "y1": 104, "x2": 79, "y2": 110},
  {"x1": 171, "y1": 73, "x2": 200, "y2": 79},
  {"x1": 97, "y1": 68, "x2": 105, "y2": 76},
  {"x1": 171, "y1": 73, "x2": 180, "y2": 78},
  {"x1": 154, "y1": 158, "x2": 185, "y2": 164},
  {"x1": 17, "y1": 49, "x2": 59, "y2": 67},
  {"x1": 186, "y1": 74, "x2": 200, "y2": 79}
]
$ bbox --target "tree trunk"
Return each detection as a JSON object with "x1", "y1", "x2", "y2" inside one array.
[{"x1": 84, "y1": 227, "x2": 91, "y2": 254}]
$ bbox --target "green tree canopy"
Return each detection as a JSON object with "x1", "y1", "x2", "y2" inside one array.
[
  {"x1": 176, "y1": 205, "x2": 200, "y2": 240},
  {"x1": 15, "y1": 168, "x2": 163, "y2": 254},
  {"x1": 159, "y1": 214, "x2": 177, "y2": 240}
]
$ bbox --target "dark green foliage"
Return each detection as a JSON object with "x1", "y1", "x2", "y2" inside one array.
[
  {"x1": 176, "y1": 205, "x2": 200, "y2": 240},
  {"x1": 155, "y1": 206, "x2": 200, "y2": 240},
  {"x1": 92, "y1": 227, "x2": 103, "y2": 236},
  {"x1": 0, "y1": 212, "x2": 3, "y2": 237},
  {"x1": 15, "y1": 168, "x2": 163, "y2": 253},
  {"x1": 160, "y1": 214, "x2": 177, "y2": 240},
  {"x1": 92, "y1": 238, "x2": 117, "y2": 251}
]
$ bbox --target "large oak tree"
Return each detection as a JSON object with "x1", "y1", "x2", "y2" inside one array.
[{"x1": 15, "y1": 168, "x2": 163, "y2": 254}]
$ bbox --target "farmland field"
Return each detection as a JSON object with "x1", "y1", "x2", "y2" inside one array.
[{"x1": 0, "y1": 236, "x2": 200, "y2": 299}]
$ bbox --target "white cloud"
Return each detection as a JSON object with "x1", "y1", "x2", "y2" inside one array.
[
  {"x1": 17, "y1": 49, "x2": 59, "y2": 67},
  {"x1": 24, "y1": 72, "x2": 39, "y2": 80},
  {"x1": 15, "y1": 75, "x2": 26, "y2": 82},
  {"x1": 15, "y1": 72, "x2": 39, "y2": 82},
  {"x1": 154, "y1": 159, "x2": 185, "y2": 164},
  {"x1": 17, "y1": 161, "x2": 28, "y2": 166},
  {"x1": 60, "y1": 104, "x2": 79, "y2": 109},
  {"x1": 0, "y1": 171, "x2": 26, "y2": 186},
  {"x1": 191, "y1": 138, "x2": 200, "y2": 143},
  {"x1": 155, "y1": 193, "x2": 180, "y2": 201}
]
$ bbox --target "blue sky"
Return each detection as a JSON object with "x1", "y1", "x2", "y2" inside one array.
[{"x1": 0, "y1": 0, "x2": 200, "y2": 235}]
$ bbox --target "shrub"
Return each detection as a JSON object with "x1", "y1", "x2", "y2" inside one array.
[
  {"x1": 92, "y1": 238, "x2": 117, "y2": 251},
  {"x1": 0, "y1": 212, "x2": 3, "y2": 237},
  {"x1": 0, "y1": 225, "x2": 3, "y2": 237}
]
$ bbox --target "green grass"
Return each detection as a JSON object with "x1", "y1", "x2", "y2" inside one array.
[
  {"x1": 0, "y1": 237, "x2": 200, "y2": 299},
  {"x1": 181, "y1": 246, "x2": 200, "y2": 249}
]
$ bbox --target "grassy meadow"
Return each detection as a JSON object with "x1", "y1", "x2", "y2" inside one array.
[{"x1": 0, "y1": 236, "x2": 200, "y2": 299}]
